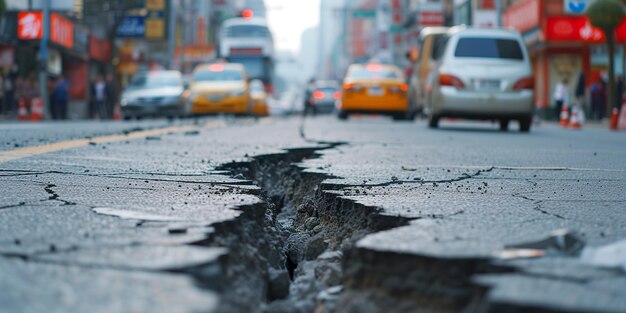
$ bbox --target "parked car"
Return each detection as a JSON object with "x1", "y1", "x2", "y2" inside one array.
[
  {"x1": 120, "y1": 70, "x2": 186, "y2": 119},
  {"x1": 425, "y1": 27, "x2": 534, "y2": 132},
  {"x1": 305, "y1": 80, "x2": 341, "y2": 115},
  {"x1": 407, "y1": 27, "x2": 449, "y2": 117},
  {"x1": 250, "y1": 79, "x2": 269, "y2": 116},
  {"x1": 338, "y1": 63, "x2": 415, "y2": 121},
  {"x1": 187, "y1": 63, "x2": 250, "y2": 115}
]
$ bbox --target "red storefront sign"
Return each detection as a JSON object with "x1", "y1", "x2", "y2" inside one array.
[
  {"x1": 418, "y1": 2, "x2": 444, "y2": 27},
  {"x1": 18, "y1": 12, "x2": 43, "y2": 40},
  {"x1": 17, "y1": 12, "x2": 74, "y2": 48},
  {"x1": 503, "y1": 0, "x2": 541, "y2": 33},
  {"x1": 420, "y1": 12, "x2": 444, "y2": 26},
  {"x1": 546, "y1": 16, "x2": 626, "y2": 43},
  {"x1": 89, "y1": 36, "x2": 111, "y2": 62},
  {"x1": 50, "y1": 13, "x2": 74, "y2": 49}
]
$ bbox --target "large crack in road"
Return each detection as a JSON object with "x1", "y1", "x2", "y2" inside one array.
[
  {"x1": 2, "y1": 118, "x2": 626, "y2": 313},
  {"x1": 210, "y1": 134, "x2": 626, "y2": 313}
]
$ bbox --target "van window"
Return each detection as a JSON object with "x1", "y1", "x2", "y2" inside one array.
[
  {"x1": 431, "y1": 35, "x2": 448, "y2": 61},
  {"x1": 454, "y1": 37, "x2": 523, "y2": 60}
]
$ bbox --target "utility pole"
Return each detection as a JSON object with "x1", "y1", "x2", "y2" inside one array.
[
  {"x1": 39, "y1": 0, "x2": 50, "y2": 119},
  {"x1": 167, "y1": 0, "x2": 176, "y2": 69}
]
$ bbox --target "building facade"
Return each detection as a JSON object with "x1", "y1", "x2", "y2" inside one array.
[{"x1": 504, "y1": 0, "x2": 625, "y2": 117}]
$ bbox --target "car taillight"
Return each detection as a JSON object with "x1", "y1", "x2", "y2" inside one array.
[
  {"x1": 343, "y1": 83, "x2": 362, "y2": 92},
  {"x1": 439, "y1": 74, "x2": 465, "y2": 89},
  {"x1": 313, "y1": 91, "x2": 325, "y2": 99},
  {"x1": 513, "y1": 77, "x2": 534, "y2": 91},
  {"x1": 389, "y1": 84, "x2": 408, "y2": 93},
  {"x1": 333, "y1": 92, "x2": 341, "y2": 99}
]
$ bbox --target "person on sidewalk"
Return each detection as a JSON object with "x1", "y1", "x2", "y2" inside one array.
[
  {"x1": 105, "y1": 74, "x2": 117, "y2": 118},
  {"x1": 3, "y1": 65, "x2": 18, "y2": 117},
  {"x1": 590, "y1": 80, "x2": 606, "y2": 121},
  {"x1": 574, "y1": 72, "x2": 586, "y2": 113},
  {"x1": 90, "y1": 75, "x2": 108, "y2": 119},
  {"x1": 52, "y1": 75, "x2": 69, "y2": 120},
  {"x1": 553, "y1": 78, "x2": 569, "y2": 119}
]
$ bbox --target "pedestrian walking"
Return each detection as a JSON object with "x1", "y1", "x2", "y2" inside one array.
[
  {"x1": 90, "y1": 75, "x2": 108, "y2": 119},
  {"x1": 3, "y1": 65, "x2": 18, "y2": 117},
  {"x1": 553, "y1": 78, "x2": 569, "y2": 119},
  {"x1": 52, "y1": 75, "x2": 69, "y2": 120},
  {"x1": 105, "y1": 74, "x2": 117, "y2": 118},
  {"x1": 591, "y1": 81, "x2": 606, "y2": 121},
  {"x1": 574, "y1": 72, "x2": 586, "y2": 110}
]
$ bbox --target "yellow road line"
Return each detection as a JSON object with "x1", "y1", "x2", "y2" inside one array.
[{"x1": 0, "y1": 120, "x2": 227, "y2": 163}]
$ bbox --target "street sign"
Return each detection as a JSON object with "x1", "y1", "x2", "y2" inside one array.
[
  {"x1": 116, "y1": 16, "x2": 146, "y2": 38},
  {"x1": 352, "y1": 10, "x2": 376, "y2": 19},
  {"x1": 564, "y1": 0, "x2": 595, "y2": 14}
]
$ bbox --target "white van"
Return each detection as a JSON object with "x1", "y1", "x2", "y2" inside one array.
[{"x1": 426, "y1": 27, "x2": 535, "y2": 132}]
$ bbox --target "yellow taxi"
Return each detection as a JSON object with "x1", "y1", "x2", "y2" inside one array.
[
  {"x1": 338, "y1": 63, "x2": 413, "y2": 121},
  {"x1": 249, "y1": 79, "x2": 270, "y2": 116},
  {"x1": 187, "y1": 63, "x2": 250, "y2": 115}
]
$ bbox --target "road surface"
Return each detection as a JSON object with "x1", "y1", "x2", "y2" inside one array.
[{"x1": 1, "y1": 116, "x2": 625, "y2": 313}]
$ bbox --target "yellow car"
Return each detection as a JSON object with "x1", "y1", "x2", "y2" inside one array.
[
  {"x1": 338, "y1": 63, "x2": 413, "y2": 121},
  {"x1": 250, "y1": 79, "x2": 270, "y2": 116},
  {"x1": 188, "y1": 63, "x2": 250, "y2": 115}
]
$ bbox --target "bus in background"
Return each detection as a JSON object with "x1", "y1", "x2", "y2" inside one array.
[{"x1": 219, "y1": 16, "x2": 275, "y2": 95}]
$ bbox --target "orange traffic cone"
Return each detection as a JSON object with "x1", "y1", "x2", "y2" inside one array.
[
  {"x1": 610, "y1": 107, "x2": 619, "y2": 130},
  {"x1": 569, "y1": 106, "x2": 582, "y2": 129},
  {"x1": 112, "y1": 101, "x2": 122, "y2": 121},
  {"x1": 30, "y1": 98, "x2": 44, "y2": 121},
  {"x1": 17, "y1": 98, "x2": 29, "y2": 121},
  {"x1": 559, "y1": 103, "x2": 570, "y2": 127}
]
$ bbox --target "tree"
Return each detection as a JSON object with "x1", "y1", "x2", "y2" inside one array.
[{"x1": 587, "y1": 0, "x2": 625, "y2": 114}]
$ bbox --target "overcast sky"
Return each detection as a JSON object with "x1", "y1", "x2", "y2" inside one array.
[{"x1": 265, "y1": 0, "x2": 320, "y2": 53}]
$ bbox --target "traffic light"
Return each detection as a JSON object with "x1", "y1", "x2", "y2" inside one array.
[{"x1": 241, "y1": 9, "x2": 254, "y2": 19}]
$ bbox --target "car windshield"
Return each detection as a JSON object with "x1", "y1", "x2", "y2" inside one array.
[
  {"x1": 128, "y1": 73, "x2": 181, "y2": 89},
  {"x1": 193, "y1": 69, "x2": 243, "y2": 82},
  {"x1": 349, "y1": 68, "x2": 399, "y2": 79},
  {"x1": 454, "y1": 37, "x2": 524, "y2": 60},
  {"x1": 225, "y1": 25, "x2": 269, "y2": 38}
]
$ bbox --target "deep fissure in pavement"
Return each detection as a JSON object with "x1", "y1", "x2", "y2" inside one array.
[
  {"x1": 208, "y1": 145, "x2": 568, "y2": 313},
  {"x1": 211, "y1": 144, "x2": 421, "y2": 312}
]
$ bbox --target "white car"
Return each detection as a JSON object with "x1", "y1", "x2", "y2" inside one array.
[{"x1": 426, "y1": 27, "x2": 535, "y2": 132}]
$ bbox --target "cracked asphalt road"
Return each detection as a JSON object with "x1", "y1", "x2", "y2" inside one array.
[{"x1": 1, "y1": 116, "x2": 625, "y2": 313}]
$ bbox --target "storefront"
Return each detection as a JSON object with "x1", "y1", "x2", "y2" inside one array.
[{"x1": 504, "y1": 0, "x2": 626, "y2": 118}]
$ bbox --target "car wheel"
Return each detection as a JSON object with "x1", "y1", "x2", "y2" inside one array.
[
  {"x1": 499, "y1": 119, "x2": 510, "y2": 131},
  {"x1": 338, "y1": 111, "x2": 348, "y2": 120},
  {"x1": 428, "y1": 113, "x2": 439, "y2": 128},
  {"x1": 519, "y1": 117, "x2": 532, "y2": 133}
]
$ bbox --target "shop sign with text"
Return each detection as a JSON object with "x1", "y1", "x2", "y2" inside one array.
[
  {"x1": 546, "y1": 16, "x2": 626, "y2": 43},
  {"x1": 18, "y1": 12, "x2": 74, "y2": 48}
]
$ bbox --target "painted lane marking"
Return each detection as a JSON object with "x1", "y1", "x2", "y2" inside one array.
[{"x1": 0, "y1": 120, "x2": 227, "y2": 163}]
